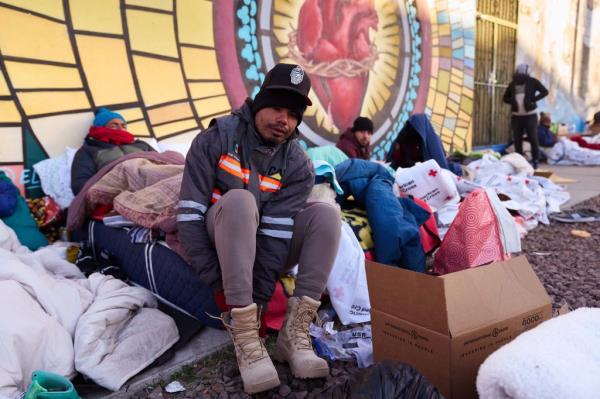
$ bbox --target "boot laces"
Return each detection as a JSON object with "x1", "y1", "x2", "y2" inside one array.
[
  {"x1": 208, "y1": 312, "x2": 267, "y2": 360},
  {"x1": 292, "y1": 303, "x2": 318, "y2": 350}
]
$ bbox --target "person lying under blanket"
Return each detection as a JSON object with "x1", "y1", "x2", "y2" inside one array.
[{"x1": 70, "y1": 108, "x2": 155, "y2": 195}]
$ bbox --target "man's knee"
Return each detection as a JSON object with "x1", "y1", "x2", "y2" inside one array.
[
  {"x1": 297, "y1": 202, "x2": 341, "y2": 235},
  {"x1": 219, "y1": 189, "x2": 258, "y2": 215}
]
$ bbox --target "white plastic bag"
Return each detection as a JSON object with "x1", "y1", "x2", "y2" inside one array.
[
  {"x1": 326, "y1": 222, "x2": 370, "y2": 325},
  {"x1": 393, "y1": 159, "x2": 459, "y2": 211}
]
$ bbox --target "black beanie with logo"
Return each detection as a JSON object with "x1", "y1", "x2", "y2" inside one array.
[{"x1": 251, "y1": 63, "x2": 312, "y2": 124}]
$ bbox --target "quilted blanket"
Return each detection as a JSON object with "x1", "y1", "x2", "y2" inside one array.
[{"x1": 87, "y1": 158, "x2": 184, "y2": 231}]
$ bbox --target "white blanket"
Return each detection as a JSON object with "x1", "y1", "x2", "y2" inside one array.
[
  {"x1": 477, "y1": 308, "x2": 600, "y2": 399},
  {"x1": 466, "y1": 154, "x2": 570, "y2": 230},
  {"x1": 546, "y1": 138, "x2": 600, "y2": 166},
  {"x1": 0, "y1": 221, "x2": 179, "y2": 397}
]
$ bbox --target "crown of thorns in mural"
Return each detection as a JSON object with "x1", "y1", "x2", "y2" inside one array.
[{"x1": 287, "y1": 0, "x2": 380, "y2": 132}]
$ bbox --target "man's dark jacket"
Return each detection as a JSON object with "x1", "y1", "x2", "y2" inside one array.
[{"x1": 502, "y1": 76, "x2": 548, "y2": 112}]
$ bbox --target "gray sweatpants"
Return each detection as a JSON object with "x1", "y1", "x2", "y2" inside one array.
[{"x1": 206, "y1": 189, "x2": 341, "y2": 306}]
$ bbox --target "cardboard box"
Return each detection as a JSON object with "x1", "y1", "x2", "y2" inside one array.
[{"x1": 366, "y1": 256, "x2": 552, "y2": 399}]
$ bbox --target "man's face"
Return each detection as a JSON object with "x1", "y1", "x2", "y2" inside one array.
[
  {"x1": 354, "y1": 130, "x2": 372, "y2": 147},
  {"x1": 105, "y1": 118, "x2": 127, "y2": 130},
  {"x1": 254, "y1": 107, "x2": 299, "y2": 146}
]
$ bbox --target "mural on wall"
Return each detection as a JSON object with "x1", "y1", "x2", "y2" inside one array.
[
  {"x1": 516, "y1": 0, "x2": 600, "y2": 130},
  {"x1": 0, "y1": 0, "x2": 475, "y2": 195}
]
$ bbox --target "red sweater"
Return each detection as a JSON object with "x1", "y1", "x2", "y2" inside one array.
[{"x1": 336, "y1": 128, "x2": 371, "y2": 160}]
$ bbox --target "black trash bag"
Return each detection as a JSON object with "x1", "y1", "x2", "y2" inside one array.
[{"x1": 322, "y1": 360, "x2": 445, "y2": 399}]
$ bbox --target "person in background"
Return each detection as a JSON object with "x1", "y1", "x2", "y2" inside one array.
[
  {"x1": 586, "y1": 111, "x2": 600, "y2": 135},
  {"x1": 336, "y1": 116, "x2": 374, "y2": 160},
  {"x1": 177, "y1": 63, "x2": 341, "y2": 394},
  {"x1": 70, "y1": 108, "x2": 155, "y2": 195},
  {"x1": 503, "y1": 64, "x2": 549, "y2": 169},
  {"x1": 537, "y1": 112, "x2": 557, "y2": 148}
]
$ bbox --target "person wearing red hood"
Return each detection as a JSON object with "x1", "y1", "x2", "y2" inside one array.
[
  {"x1": 70, "y1": 108, "x2": 155, "y2": 195},
  {"x1": 336, "y1": 116, "x2": 374, "y2": 160}
]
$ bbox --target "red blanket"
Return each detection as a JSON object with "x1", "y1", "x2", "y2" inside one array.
[{"x1": 569, "y1": 135, "x2": 600, "y2": 150}]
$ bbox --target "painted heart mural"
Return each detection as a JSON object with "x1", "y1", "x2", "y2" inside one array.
[
  {"x1": 226, "y1": 0, "x2": 475, "y2": 157},
  {"x1": 291, "y1": 0, "x2": 379, "y2": 131}
]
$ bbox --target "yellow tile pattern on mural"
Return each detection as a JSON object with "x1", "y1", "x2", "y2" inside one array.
[
  {"x1": 1, "y1": 0, "x2": 64, "y2": 20},
  {"x1": 17, "y1": 91, "x2": 89, "y2": 116},
  {"x1": 127, "y1": 120, "x2": 150, "y2": 136},
  {"x1": 126, "y1": 0, "x2": 173, "y2": 11},
  {"x1": 188, "y1": 82, "x2": 226, "y2": 99},
  {"x1": 133, "y1": 56, "x2": 187, "y2": 106},
  {"x1": 460, "y1": 96, "x2": 473, "y2": 114},
  {"x1": 117, "y1": 108, "x2": 144, "y2": 122},
  {"x1": 152, "y1": 124, "x2": 186, "y2": 138},
  {"x1": 126, "y1": 9, "x2": 177, "y2": 58},
  {"x1": 0, "y1": 7, "x2": 74, "y2": 63},
  {"x1": 0, "y1": 70, "x2": 9, "y2": 96},
  {"x1": 153, "y1": 118, "x2": 198, "y2": 138},
  {"x1": 431, "y1": 114, "x2": 445, "y2": 129},
  {"x1": 437, "y1": 70, "x2": 450, "y2": 93},
  {"x1": 439, "y1": 24, "x2": 450, "y2": 36},
  {"x1": 193, "y1": 96, "x2": 231, "y2": 118},
  {"x1": 76, "y1": 35, "x2": 138, "y2": 106},
  {"x1": 177, "y1": 0, "x2": 214, "y2": 47},
  {"x1": 5, "y1": 62, "x2": 81, "y2": 89},
  {"x1": 69, "y1": 0, "x2": 122, "y2": 35},
  {"x1": 447, "y1": 99, "x2": 459, "y2": 114},
  {"x1": 181, "y1": 47, "x2": 220, "y2": 81},
  {"x1": 0, "y1": 127, "x2": 23, "y2": 163},
  {"x1": 148, "y1": 102, "x2": 193, "y2": 125},
  {"x1": 0, "y1": 101, "x2": 21, "y2": 123}
]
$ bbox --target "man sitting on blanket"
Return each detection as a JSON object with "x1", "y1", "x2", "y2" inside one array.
[
  {"x1": 177, "y1": 63, "x2": 341, "y2": 394},
  {"x1": 71, "y1": 108, "x2": 155, "y2": 195}
]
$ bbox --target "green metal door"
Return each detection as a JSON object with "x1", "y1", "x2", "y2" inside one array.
[{"x1": 473, "y1": 0, "x2": 519, "y2": 146}]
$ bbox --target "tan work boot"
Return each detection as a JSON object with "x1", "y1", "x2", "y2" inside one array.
[
  {"x1": 274, "y1": 296, "x2": 330, "y2": 378},
  {"x1": 220, "y1": 304, "x2": 280, "y2": 394}
]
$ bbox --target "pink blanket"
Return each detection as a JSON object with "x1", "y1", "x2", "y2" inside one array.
[{"x1": 87, "y1": 158, "x2": 184, "y2": 230}]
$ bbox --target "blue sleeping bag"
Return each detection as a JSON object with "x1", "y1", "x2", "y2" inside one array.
[{"x1": 335, "y1": 159, "x2": 429, "y2": 272}]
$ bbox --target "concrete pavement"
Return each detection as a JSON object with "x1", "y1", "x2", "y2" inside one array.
[{"x1": 542, "y1": 164, "x2": 600, "y2": 208}]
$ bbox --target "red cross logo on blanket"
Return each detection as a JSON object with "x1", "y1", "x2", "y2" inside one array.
[{"x1": 428, "y1": 169, "x2": 438, "y2": 177}]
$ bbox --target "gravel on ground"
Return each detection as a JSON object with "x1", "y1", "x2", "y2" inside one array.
[{"x1": 129, "y1": 195, "x2": 600, "y2": 398}]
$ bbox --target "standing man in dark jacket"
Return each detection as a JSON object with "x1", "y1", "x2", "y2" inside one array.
[
  {"x1": 177, "y1": 63, "x2": 341, "y2": 394},
  {"x1": 336, "y1": 116, "x2": 373, "y2": 160},
  {"x1": 503, "y1": 64, "x2": 549, "y2": 169}
]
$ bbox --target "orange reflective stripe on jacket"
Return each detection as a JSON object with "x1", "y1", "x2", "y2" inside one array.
[
  {"x1": 218, "y1": 154, "x2": 283, "y2": 193},
  {"x1": 259, "y1": 175, "x2": 282, "y2": 192},
  {"x1": 218, "y1": 154, "x2": 250, "y2": 183}
]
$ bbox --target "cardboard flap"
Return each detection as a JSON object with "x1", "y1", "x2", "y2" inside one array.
[
  {"x1": 366, "y1": 261, "x2": 449, "y2": 333},
  {"x1": 441, "y1": 256, "x2": 551, "y2": 336}
]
